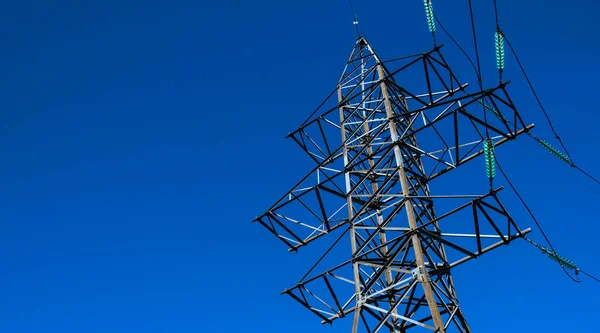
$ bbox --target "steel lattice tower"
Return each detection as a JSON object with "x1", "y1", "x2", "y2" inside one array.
[{"x1": 254, "y1": 36, "x2": 535, "y2": 332}]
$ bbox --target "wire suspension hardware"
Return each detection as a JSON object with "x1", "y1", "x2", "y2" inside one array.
[
  {"x1": 495, "y1": 30, "x2": 505, "y2": 81},
  {"x1": 524, "y1": 237, "x2": 579, "y2": 273},
  {"x1": 423, "y1": 0, "x2": 437, "y2": 47},
  {"x1": 525, "y1": 236, "x2": 600, "y2": 285},
  {"x1": 539, "y1": 139, "x2": 572, "y2": 165},
  {"x1": 252, "y1": 3, "x2": 600, "y2": 333},
  {"x1": 436, "y1": 6, "x2": 600, "y2": 192},
  {"x1": 477, "y1": 99, "x2": 506, "y2": 121},
  {"x1": 494, "y1": 32, "x2": 505, "y2": 69},
  {"x1": 429, "y1": 0, "x2": 600, "y2": 288},
  {"x1": 494, "y1": 157, "x2": 581, "y2": 283},
  {"x1": 424, "y1": 0, "x2": 436, "y2": 32},
  {"x1": 501, "y1": 31, "x2": 575, "y2": 163},
  {"x1": 255, "y1": 34, "x2": 541, "y2": 332},
  {"x1": 484, "y1": 138, "x2": 496, "y2": 189}
]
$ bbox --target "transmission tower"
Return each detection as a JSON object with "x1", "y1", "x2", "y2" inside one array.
[{"x1": 254, "y1": 35, "x2": 535, "y2": 332}]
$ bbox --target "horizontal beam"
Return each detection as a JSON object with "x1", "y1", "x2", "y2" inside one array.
[
  {"x1": 429, "y1": 124, "x2": 534, "y2": 181},
  {"x1": 448, "y1": 228, "x2": 532, "y2": 269}
]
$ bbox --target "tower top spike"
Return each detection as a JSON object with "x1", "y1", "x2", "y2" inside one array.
[{"x1": 338, "y1": 36, "x2": 379, "y2": 84}]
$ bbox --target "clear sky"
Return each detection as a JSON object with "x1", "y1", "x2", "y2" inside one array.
[{"x1": 1, "y1": 0, "x2": 599, "y2": 332}]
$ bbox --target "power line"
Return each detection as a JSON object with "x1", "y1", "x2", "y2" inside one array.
[
  {"x1": 495, "y1": 157, "x2": 581, "y2": 283},
  {"x1": 436, "y1": 4, "x2": 600, "y2": 196},
  {"x1": 493, "y1": 0, "x2": 500, "y2": 28},
  {"x1": 466, "y1": 0, "x2": 484, "y2": 92},
  {"x1": 424, "y1": 0, "x2": 600, "y2": 286},
  {"x1": 433, "y1": 13, "x2": 479, "y2": 85},
  {"x1": 501, "y1": 31, "x2": 600, "y2": 190},
  {"x1": 574, "y1": 165, "x2": 600, "y2": 187},
  {"x1": 501, "y1": 32, "x2": 575, "y2": 164},
  {"x1": 465, "y1": 0, "x2": 493, "y2": 194},
  {"x1": 581, "y1": 270, "x2": 600, "y2": 284}
]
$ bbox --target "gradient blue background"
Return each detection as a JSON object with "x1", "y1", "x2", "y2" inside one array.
[{"x1": 1, "y1": 0, "x2": 599, "y2": 332}]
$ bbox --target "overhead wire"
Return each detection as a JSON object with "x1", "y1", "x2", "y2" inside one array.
[
  {"x1": 348, "y1": 0, "x2": 600, "y2": 285},
  {"x1": 501, "y1": 33, "x2": 574, "y2": 165},
  {"x1": 479, "y1": 100, "x2": 600, "y2": 189},
  {"x1": 498, "y1": 18, "x2": 600, "y2": 277},
  {"x1": 493, "y1": 0, "x2": 500, "y2": 28},
  {"x1": 490, "y1": 1, "x2": 600, "y2": 284},
  {"x1": 465, "y1": 0, "x2": 493, "y2": 192},
  {"x1": 438, "y1": 0, "x2": 600, "y2": 191},
  {"x1": 581, "y1": 270, "x2": 600, "y2": 284},
  {"x1": 574, "y1": 165, "x2": 600, "y2": 187},
  {"x1": 498, "y1": 27, "x2": 600, "y2": 191},
  {"x1": 466, "y1": 0, "x2": 484, "y2": 92},
  {"x1": 432, "y1": 3, "x2": 600, "y2": 284},
  {"x1": 495, "y1": 157, "x2": 581, "y2": 283},
  {"x1": 433, "y1": 12, "x2": 480, "y2": 86}
]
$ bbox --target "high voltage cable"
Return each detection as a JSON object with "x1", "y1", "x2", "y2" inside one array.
[
  {"x1": 501, "y1": 33, "x2": 575, "y2": 164},
  {"x1": 479, "y1": 99, "x2": 600, "y2": 188},
  {"x1": 491, "y1": 0, "x2": 571, "y2": 162},
  {"x1": 494, "y1": 157, "x2": 581, "y2": 283},
  {"x1": 434, "y1": 6, "x2": 600, "y2": 190},
  {"x1": 465, "y1": 0, "x2": 493, "y2": 193},
  {"x1": 432, "y1": 3, "x2": 600, "y2": 284},
  {"x1": 348, "y1": 0, "x2": 600, "y2": 285},
  {"x1": 489, "y1": 0, "x2": 600, "y2": 283},
  {"x1": 466, "y1": 0, "x2": 484, "y2": 91},
  {"x1": 574, "y1": 165, "x2": 600, "y2": 187},
  {"x1": 493, "y1": 0, "x2": 500, "y2": 28},
  {"x1": 484, "y1": 102, "x2": 600, "y2": 188},
  {"x1": 500, "y1": 28, "x2": 600, "y2": 189},
  {"x1": 581, "y1": 270, "x2": 600, "y2": 283},
  {"x1": 466, "y1": 0, "x2": 488, "y2": 132},
  {"x1": 433, "y1": 12, "x2": 479, "y2": 80}
]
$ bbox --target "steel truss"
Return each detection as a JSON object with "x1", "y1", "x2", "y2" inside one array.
[{"x1": 254, "y1": 37, "x2": 533, "y2": 333}]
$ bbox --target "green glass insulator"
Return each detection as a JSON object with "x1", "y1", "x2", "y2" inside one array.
[
  {"x1": 424, "y1": 0, "x2": 436, "y2": 32},
  {"x1": 545, "y1": 250, "x2": 578, "y2": 270},
  {"x1": 483, "y1": 139, "x2": 496, "y2": 179},
  {"x1": 539, "y1": 140, "x2": 571, "y2": 164},
  {"x1": 495, "y1": 32, "x2": 505, "y2": 69},
  {"x1": 477, "y1": 99, "x2": 506, "y2": 121}
]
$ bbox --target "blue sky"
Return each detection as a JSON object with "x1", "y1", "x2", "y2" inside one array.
[{"x1": 1, "y1": 0, "x2": 599, "y2": 332}]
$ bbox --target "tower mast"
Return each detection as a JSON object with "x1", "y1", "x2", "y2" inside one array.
[
  {"x1": 254, "y1": 35, "x2": 533, "y2": 332},
  {"x1": 376, "y1": 62, "x2": 445, "y2": 332}
]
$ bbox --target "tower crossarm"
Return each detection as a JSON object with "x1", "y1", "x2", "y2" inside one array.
[
  {"x1": 279, "y1": 188, "x2": 530, "y2": 330},
  {"x1": 254, "y1": 66, "x2": 533, "y2": 252}
]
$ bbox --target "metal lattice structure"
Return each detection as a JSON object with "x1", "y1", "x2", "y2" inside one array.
[{"x1": 253, "y1": 37, "x2": 535, "y2": 332}]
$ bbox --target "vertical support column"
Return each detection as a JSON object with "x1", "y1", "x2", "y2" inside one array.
[
  {"x1": 376, "y1": 64, "x2": 446, "y2": 333},
  {"x1": 358, "y1": 87, "x2": 399, "y2": 333},
  {"x1": 338, "y1": 88, "x2": 363, "y2": 333}
]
